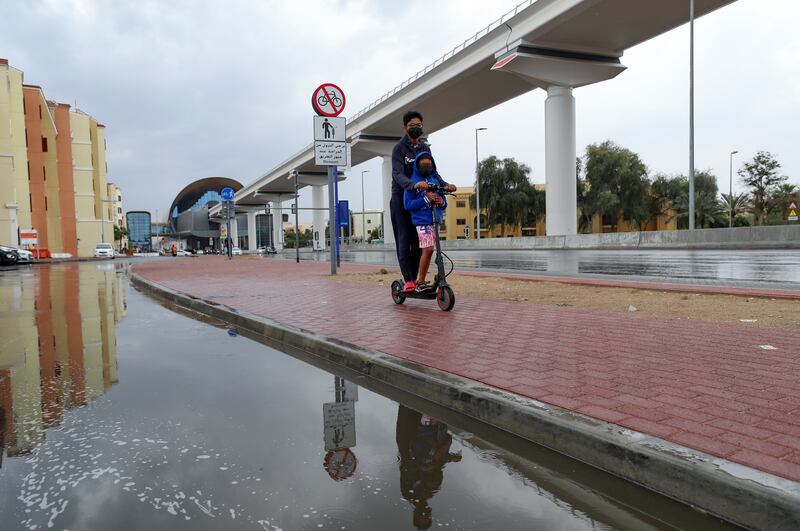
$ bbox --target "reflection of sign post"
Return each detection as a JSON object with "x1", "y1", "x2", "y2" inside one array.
[
  {"x1": 335, "y1": 377, "x2": 358, "y2": 402},
  {"x1": 789, "y1": 201, "x2": 798, "y2": 222},
  {"x1": 323, "y1": 401, "x2": 356, "y2": 451},
  {"x1": 324, "y1": 448, "x2": 357, "y2": 481}
]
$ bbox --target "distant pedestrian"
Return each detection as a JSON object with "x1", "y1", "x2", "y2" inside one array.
[{"x1": 391, "y1": 111, "x2": 456, "y2": 292}]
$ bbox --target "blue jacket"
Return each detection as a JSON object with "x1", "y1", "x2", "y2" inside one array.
[
  {"x1": 403, "y1": 152, "x2": 448, "y2": 226},
  {"x1": 391, "y1": 135, "x2": 450, "y2": 199}
]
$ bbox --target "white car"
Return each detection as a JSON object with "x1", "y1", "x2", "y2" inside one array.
[
  {"x1": 231, "y1": 247, "x2": 242, "y2": 256},
  {"x1": 93, "y1": 243, "x2": 115, "y2": 259},
  {"x1": 176, "y1": 249, "x2": 194, "y2": 257}
]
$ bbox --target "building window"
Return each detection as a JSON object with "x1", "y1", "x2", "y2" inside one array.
[
  {"x1": 456, "y1": 218, "x2": 466, "y2": 225},
  {"x1": 367, "y1": 219, "x2": 371, "y2": 224},
  {"x1": 39, "y1": 105, "x2": 42, "y2": 119},
  {"x1": 27, "y1": 161, "x2": 30, "y2": 180},
  {"x1": 117, "y1": 195, "x2": 121, "y2": 202},
  {"x1": 29, "y1": 194, "x2": 32, "y2": 211},
  {"x1": 456, "y1": 200, "x2": 466, "y2": 208},
  {"x1": 41, "y1": 137, "x2": 48, "y2": 152},
  {"x1": 42, "y1": 165, "x2": 46, "y2": 181},
  {"x1": 45, "y1": 196, "x2": 48, "y2": 211}
]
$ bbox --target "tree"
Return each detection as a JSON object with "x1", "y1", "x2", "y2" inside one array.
[
  {"x1": 767, "y1": 183, "x2": 798, "y2": 223},
  {"x1": 368, "y1": 226, "x2": 381, "y2": 241},
  {"x1": 469, "y1": 156, "x2": 541, "y2": 236},
  {"x1": 739, "y1": 151, "x2": 787, "y2": 225},
  {"x1": 583, "y1": 141, "x2": 650, "y2": 230},
  {"x1": 719, "y1": 192, "x2": 750, "y2": 226},
  {"x1": 668, "y1": 171, "x2": 726, "y2": 229}
]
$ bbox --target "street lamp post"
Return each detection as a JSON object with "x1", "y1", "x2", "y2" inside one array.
[
  {"x1": 475, "y1": 127, "x2": 487, "y2": 239},
  {"x1": 361, "y1": 170, "x2": 369, "y2": 243},
  {"x1": 688, "y1": 0, "x2": 696, "y2": 230},
  {"x1": 729, "y1": 150, "x2": 738, "y2": 228}
]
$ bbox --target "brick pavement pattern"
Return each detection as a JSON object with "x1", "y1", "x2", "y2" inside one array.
[{"x1": 135, "y1": 258, "x2": 800, "y2": 482}]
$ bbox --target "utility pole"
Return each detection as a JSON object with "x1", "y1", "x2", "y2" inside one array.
[
  {"x1": 688, "y1": 0, "x2": 696, "y2": 230},
  {"x1": 361, "y1": 170, "x2": 369, "y2": 243},
  {"x1": 475, "y1": 127, "x2": 487, "y2": 239},
  {"x1": 729, "y1": 150, "x2": 738, "y2": 228}
]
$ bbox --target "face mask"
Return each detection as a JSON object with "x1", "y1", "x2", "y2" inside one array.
[
  {"x1": 418, "y1": 164, "x2": 433, "y2": 177},
  {"x1": 408, "y1": 126, "x2": 423, "y2": 140}
]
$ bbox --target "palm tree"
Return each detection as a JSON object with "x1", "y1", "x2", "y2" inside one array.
[
  {"x1": 669, "y1": 190, "x2": 726, "y2": 229},
  {"x1": 719, "y1": 192, "x2": 750, "y2": 227},
  {"x1": 769, "y1": 183, "x2": 799, "y2": 220}
]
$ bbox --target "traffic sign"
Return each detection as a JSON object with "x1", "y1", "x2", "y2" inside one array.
[
  {"x1": 789, "y1": 201, "x2": 798, "y2": 222},
  {"x1": 312, "y1": 83, "x2": 346, "y2": 117},
  {"x1": 314, "y1": 116, "x2": 346, "y2": 142},
  {"x1": 20, "y1": 229, "x2": 38, "y2": 246},
  {"x1": 221, "y1": 187, "x2": 235, "y2": 201},
  {"x1": 314, "y1": 141, "x2": 348, "y2": 166},
  {"x1": 323, "y1": 401, "x2": 356, "y2": 451},
  {"x1": 337, "y1": 200, "x2": 349, "y2": 227},
  {"x1": 323, "y1": 448, "x2": 357, "y2": 481}
]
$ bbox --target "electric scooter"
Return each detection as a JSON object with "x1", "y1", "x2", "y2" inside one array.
[{"x1": 391, "y1": 184, "x2": 455, "y2": 311}]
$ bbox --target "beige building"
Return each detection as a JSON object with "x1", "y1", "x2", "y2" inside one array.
[
  {"x1": 0, "y1": 58, "x2": 114, "y2": 256},
  {"x1": 0, "y1": 59, "x2": 31, "y2": 248},
  {"x1": 351, "y1": 210, "x2": 383, "y2": 241},
  {"x1": 107, "y1": 182, "x2": 125, "y2": 248}
]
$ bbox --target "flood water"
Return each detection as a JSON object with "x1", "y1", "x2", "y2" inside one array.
[
  {"x1": 297, "y1": 248, "x2": 800, "y2": 288},
  {"x1": 0, "y1": 261, "x2": 740, "y2": 530}
]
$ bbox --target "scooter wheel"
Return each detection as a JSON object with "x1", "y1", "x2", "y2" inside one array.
[
  {"x1": 391, "y1": 280, "x2": 406, "y2": 305},
  {"x1": 437, "y1": 286, "x2": 455, "y2": 311}
]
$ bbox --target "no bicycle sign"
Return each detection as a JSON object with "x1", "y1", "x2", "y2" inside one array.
[{"x1": 312, "y1": 83, "x2": 346, "y2": 117}]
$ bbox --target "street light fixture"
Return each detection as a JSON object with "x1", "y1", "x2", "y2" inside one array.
[
  {"x1": 729, "y1": 150, "x2": 738, "y2": 228},
  {"x1": 475, "y1": 127, "x2": 487, "y2": 239},
  {"x1": 361, "y1": 170, "x2": 369, "y2": 243}
]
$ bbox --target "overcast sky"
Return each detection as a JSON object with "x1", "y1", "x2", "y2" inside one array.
[{"x1": 2, "y1": 0, "x2": 798, "y2": 222}]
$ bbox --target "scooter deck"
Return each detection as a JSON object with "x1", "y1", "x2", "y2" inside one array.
[{"x1": 398, "y1": 287, "x2": 438, "y2": 300}]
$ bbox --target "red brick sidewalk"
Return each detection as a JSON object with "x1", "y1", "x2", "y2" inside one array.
[{"x1": 135, "y1": 257, "x2": 800, "y2": 482}]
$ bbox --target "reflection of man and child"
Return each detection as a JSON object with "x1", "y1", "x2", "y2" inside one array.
[{"x1": 396, "y1": 405, "x2": 462, "y2": 530}]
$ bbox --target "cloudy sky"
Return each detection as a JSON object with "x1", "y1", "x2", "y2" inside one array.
[{"x1": 2, "y1": 0, "x2": 798, "y2": 222}]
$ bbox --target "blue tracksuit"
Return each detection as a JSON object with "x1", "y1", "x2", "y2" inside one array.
[{"x1": 404, "y1": 153, "x2": 447, "y2": 226}]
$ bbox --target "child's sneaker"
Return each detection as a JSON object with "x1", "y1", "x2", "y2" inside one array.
[
  {"x1": 415, "y1": 281, "x2": 432, "y2": 293},
  {"x1": 402, "y1": 281, "x2": 416, "y2": 293}
]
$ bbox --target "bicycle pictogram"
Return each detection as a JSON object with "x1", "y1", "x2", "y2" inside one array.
[
  {"x1": 317, "y1": 91, "x2": 343, "y2": 108},
  {"x1": 312, "y1": 83, "x2": 346, "y2": 117}
]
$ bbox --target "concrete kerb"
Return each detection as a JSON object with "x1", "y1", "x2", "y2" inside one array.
[{"x1": 130, "y1": 270, "x2": 800, "y2": 531}]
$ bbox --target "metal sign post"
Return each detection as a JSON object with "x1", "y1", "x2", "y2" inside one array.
[
  {"x1": 221, "y1": 187, "x2": 235, "y2": 259},
  {"x1": 312, "y1": 82, "x2": 347, "y2": 275},
  {"x1": 294, "y1": 171, "x2": 300, "y2": 263},
  {"x1": 328, "y1": 166, "x2": 337, "y2": 275}
]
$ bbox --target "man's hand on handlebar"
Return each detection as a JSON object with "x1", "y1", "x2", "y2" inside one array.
[{"x1": 415, "y1": 182, "x2": 429, "y2": 191}]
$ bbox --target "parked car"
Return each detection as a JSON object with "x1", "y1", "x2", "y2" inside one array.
[
  {"x1": 176, "y1": 249, "x2": 194, "y2": 257},
  {"x1": 0, "y1": 246, "x2": 19, "y2": 265},
  {"x1": 231, "y1": 247, "x2": 242, "y2": 256},
  {"x1": 0, "y1": 245, "x2": 33, "y2": 264},
  {"x1": 93, "y1": 243, "x2": 115, "y2": 259},
  {"x1": 257, "y1": 246, "x2": 277, "y2": 255}
]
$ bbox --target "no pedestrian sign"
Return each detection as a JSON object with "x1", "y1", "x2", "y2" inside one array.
[{"x1": 312, "y1": 83, "x2": 346, "y2": 117}]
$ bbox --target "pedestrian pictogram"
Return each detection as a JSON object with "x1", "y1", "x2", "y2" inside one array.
[
  {"x1": 221, "y1": 187, "x2": 235, "y2": 201},
  {"x1": 312, "y1": 83, "x2": 346, "y2": 117},
  {"x1": 314, "y1": 116, "x2": 346, "y2": 142},
  {"x1": 789, "y1": 201, "x2": 798, "y2": 222}
]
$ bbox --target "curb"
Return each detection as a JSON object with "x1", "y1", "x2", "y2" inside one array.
[{"x1": 130, "y1": 270, "x2": 800, "y2": 531}]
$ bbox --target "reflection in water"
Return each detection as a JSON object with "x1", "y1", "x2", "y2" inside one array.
[
  {"x1": 0, "y1": 263, "x2": 125, "y2": 460},
  {"x1": 396, "y1": 405, "x2": 462, "y2": 530}
]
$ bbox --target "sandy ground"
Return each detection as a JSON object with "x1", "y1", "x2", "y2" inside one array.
[{"x1": 338, "y1": 270, "x2": 800, "y2": 330}]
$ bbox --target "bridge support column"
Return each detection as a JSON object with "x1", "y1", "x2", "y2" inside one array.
[
  {"x1": 229, "y1": 214, "x2": 239, "y2": 250},
  {"x1": 381, "y1": 156, "x2": 394, "y2": 244},
  {"x1": 271, "y1": 202, "x2": 284, "y2": 251},
  {"x1": 312, "y1": 184, "x2": 326, "y2": 251},
  {"x1": 545, "y1": 85, "x2": 577, "y2": 236},
  {"x1": 246, "y1": 211, "x2": 258, "y2": 252}
]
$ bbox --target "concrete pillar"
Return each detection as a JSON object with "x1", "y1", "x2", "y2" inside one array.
[
  {"x1": 271, "y1": 202, "x2": 283, "y2": 251},
  {"x1": 246, "y1": 210, "x2": 257, "y2": 252},
  {"x1": 381, "y1": 156, "x2": 394, "y2": 244},
  {"x1": 229, "y1": 214, "x2": 239, "y2": 249},
  {"x1": 311, "y1": 184, "x2": 326, "y2": 251},
  {"x1": 544, "y1": 85, "x2": 577, "y2": 236}
]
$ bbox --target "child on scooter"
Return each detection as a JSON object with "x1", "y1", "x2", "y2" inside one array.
[{"x1": 404, "y1": 152, "x2": 448, "y2": 293}]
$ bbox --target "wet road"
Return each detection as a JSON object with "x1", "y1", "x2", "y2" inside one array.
[
  {"x1": 297, "y1": 248, "x2": 800, "y2": 289},
  {"x1": 0, "y1": 261, "x2": 739, "y2": 530}
]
